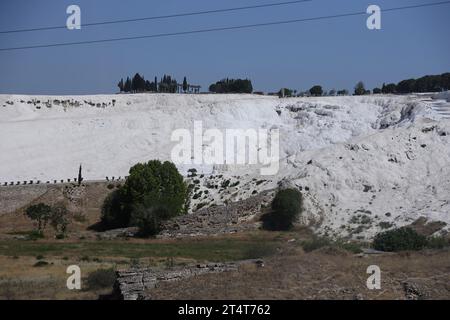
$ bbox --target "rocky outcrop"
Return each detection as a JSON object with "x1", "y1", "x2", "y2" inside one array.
[
  {"x1": 158, "y1": 191, "x2": 274, "y2": 238},
  {"x1": 113, "y1": 262, "x2": 240, "y2": 300}
]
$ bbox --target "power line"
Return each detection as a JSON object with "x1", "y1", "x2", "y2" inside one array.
[
  {"x1": 0, "y1": 0, "x2": 313, "y2": 34},
  {"x1": 0, "y1": 1, "x2": 449, "y2": 52}
]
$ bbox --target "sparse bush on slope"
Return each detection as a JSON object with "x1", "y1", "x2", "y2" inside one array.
[
  {"x1": 261, "y1": 188, "x2": 302, "y2": 231},
  {"x1": 373, "y1": 227, "x2": 428, "y2": 251},
  {"x1": 25, "y1": 203, "x2": 52, "y2": 232}
]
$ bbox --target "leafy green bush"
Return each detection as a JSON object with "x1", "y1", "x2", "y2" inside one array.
[
  {"x1": 130, "y1": 202, "x2": 168, "y2": 236},
  {"x1": 261, "y1": 188, "x2": 302, "y2": 231},
  {"x1": 373, "y1": 227, "x2": 428, "y2": 252},
  {"x1": 101, "y1": 189, "x2": 128, "y2": 229},
  {"x1": 49, "y1": 203, "x2": 69, "y2": 235},
  {"x1": 101, "y1": 160, "x2": 187, "y2": 236},
  {"x1": 86, "y1": 268, "x2": 116, "y2": 290}
]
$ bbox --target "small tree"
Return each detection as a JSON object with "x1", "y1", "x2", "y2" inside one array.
[
  {"x1": 49, "y1": 204, "x2": 69, "y2": 236},
  {"x1": 309, "y1": 85, "x2": 323, "y2": 96},
  {"x1": 354, "y1": 81, "x2": 366, "y2": 96},
  {"x1": 101, "y1": 160, "x2": 187, "y2": 236},
  {"x1": 78, "y1": 164, "x2": 83, "y2": 185},
  {"x1": 117, "y1": 78, "x2": 124, "y2": 92},
  {"x1": 25, "y1": 203, "x2": 52, "y2": 231},
  {"x1": 183, "y1": 77, "x2": 188, "y2": 93},
  {"x1": 261, "y1": 188, "x2": 302, "y2": 231}
]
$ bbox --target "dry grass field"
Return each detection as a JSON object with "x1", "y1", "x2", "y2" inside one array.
[
  {"x1": 0, "y1": 183, "x2": 449, "y2": 300},
  {"x1": 149, "y1": 247, "x2": 450, "y2": 300}
]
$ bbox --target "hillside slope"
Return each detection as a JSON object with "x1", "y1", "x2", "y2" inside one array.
[{"x1": 1, "y1": 93, "x2": 449, "y2": 238}]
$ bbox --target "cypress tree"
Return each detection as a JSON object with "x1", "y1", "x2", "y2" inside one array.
[{"x1": 183, "y1": 77, "x2": 188, "y2": 93}]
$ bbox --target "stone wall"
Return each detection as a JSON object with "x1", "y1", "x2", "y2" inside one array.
[
  {"x1": 0, "y1": 181, "x2": 115, "y2": 215},
  {"x1": 112, "y1": 261, "x2": 264, "y2": 300}
]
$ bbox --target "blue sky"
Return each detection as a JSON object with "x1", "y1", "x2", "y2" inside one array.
[{"x1": 0, "y1": 0, "x2": 449, "y2": 94}]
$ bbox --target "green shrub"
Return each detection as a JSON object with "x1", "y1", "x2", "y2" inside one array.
[
  {"x1": 373, "y1": 227, "x2": 428, "y2": 252},
  {"x1": 101, "y1": 189, "x2": 129, "y2": 229},
  {"x1": 86, "y1": 268, "x2": 116, "y2": 290},
  {"x1": 49, "y1": 203, "x2": 69, "y2": 235},
  {"x1": 130, "y1": 202, "x2": 167, "y2": 237},
  {"x1": 261, "y1": 188, "x2": 302, "y2": 231}
]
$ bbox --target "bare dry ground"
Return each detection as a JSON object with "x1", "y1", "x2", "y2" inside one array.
[{"x1": 149, "y1": 247, "x2": 450, "y2": 300}]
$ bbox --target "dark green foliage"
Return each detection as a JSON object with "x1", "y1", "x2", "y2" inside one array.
[
  {"x1": 309, "y1": 85, "x2": 323, "y2": 96},
  {"x1": 100, "y1": 160, "x2": 187, "y2": 236},
  {"x1": 183, "y1": 76, "x2": 188, "y2": 92},
  {"x1": 373, "y1": 227, "x2": 428, "y2": 251},
  {"x1": 120, "y1": 74, "x2": 158, "y2": 93},
  {"x1": 378, "y1": 73, "x2": 450, "y2": 94},
  {"x1": 396, "y1": 79, "x2": 416, "y2": 93},
  {"x1": 337, "y1": 89, "x2": 349, "y2": 96},
  {"x1": 124, "y1": 77, "x2": 132, "y2": 93},
  {"x1": 117, "y1": 78, "x2": 124, "y2": 92},
  {"x1": 86, "y1": 268, "x2": 116, "y2": 290},
  {"x1": 101, "y1": 189, "x2": 129, "y2": 229},
  {"x1": 261, "y1": 188, "x2": 302, "y2": 231},
  {"x1": 209, "y1": 78, "x2": 253, "y2": 93},
  {"x1": 373, "y1": 87, "x2": 382, "y2": 94},
  {"x1": 131, "y1": 73, "x2": 146, "y2": 93},
  {"x1": 354, "y1": 81, "x2": 367, "y2": 96},
  {"x1": 25, "y1": 203, "x2": 52, "y2": 231},
  {"x1": 78, "y1": 164, "x2": 83, "y2": 185},
  {"x1": 427, "y1": 236, "x2": 450, "y2": 249},
  {"x1": 278, "y1": 88, "x2": 293, "y2": 97},
  {"x1": 49, "y1": 203, "x2": 69, "y2": 235},
  {"x1": 131, "y1": 202, "x2": 169, "y2": 236},
  {"x1": 158, "y1": 74, "x2": 178, "y2": 93}
]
